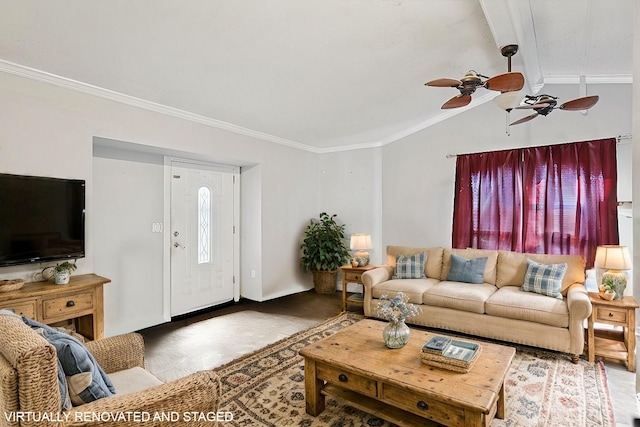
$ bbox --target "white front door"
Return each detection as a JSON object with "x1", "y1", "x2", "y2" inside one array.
[{"x1": 170, "y1": 160, "x2": 238, "y2": 316}]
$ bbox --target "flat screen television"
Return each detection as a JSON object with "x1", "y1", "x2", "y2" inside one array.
[{"x1": 0, "y1": 173, "x2": 85, "y2": 267}]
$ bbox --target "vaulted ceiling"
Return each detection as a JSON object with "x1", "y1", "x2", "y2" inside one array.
[{"x1": 0, "y1": 0, "x2": 632, "y2": 152}]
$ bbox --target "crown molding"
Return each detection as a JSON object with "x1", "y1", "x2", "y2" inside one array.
[
  {"x1": 0, "y1": 59, "x2": 509, "y2": 155},
  {"x1": 0, "y1": 59, "x2": 325, "y2": 154}
]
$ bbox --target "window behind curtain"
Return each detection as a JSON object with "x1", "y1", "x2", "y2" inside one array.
[{"x1": 451, "y1": 138, "x2": 619, "y2": 268}]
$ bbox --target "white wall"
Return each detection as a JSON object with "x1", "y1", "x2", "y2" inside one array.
[
  {"x1": 93, "y1": 148, "x2": 165, "y2": 335},
  {"x1": 317, "y1": 148, "x2": 383, "y2": 291},
  {"x1": 0, "y1": 71, "x2": 319, "y2": 336},
  {"x1": 382, "y1": 83, "x2": 632, "y2": 252},
  {"x1": 318, "y1": 148, "x2": 382, "y2": 259}
]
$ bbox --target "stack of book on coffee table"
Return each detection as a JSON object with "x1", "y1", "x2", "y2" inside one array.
[{"x1": 420, "y1": 335, "x2": 482, "y2": 373}]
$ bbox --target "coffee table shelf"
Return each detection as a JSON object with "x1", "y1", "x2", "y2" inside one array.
[{"x1": 322, "y1": 384, "x2": 440, "y2": 427}]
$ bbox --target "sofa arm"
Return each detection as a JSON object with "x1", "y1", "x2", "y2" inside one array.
[
  {"x1": 566, "y1": 283, "x2": 592, "y2": 356},
  {"x1": 84, "y1": 333, "x2": 145, "y2": 374},
  {"x1": 362, "y1": 266, "x2": 393, "y2": 289},
  {"x1": 362, "y1": 266, "x2": 393, "y2": 317},
  {"x1": 566, "y1": 283, "x2": 591, "y2": 321},
  {"x1": 64, "y1": 370, "x2": 220, "y2": 426}
]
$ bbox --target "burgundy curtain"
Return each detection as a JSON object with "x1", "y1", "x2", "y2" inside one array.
[
  {"x1": 521, "y1": 139, "x2": 619, "y2": 267},
  {"x1": 452, "y1": 138, "x2": 618, "y2": 268},
  {"x1": 452, "y1": 149, "x2": 522, "y2": 250}
]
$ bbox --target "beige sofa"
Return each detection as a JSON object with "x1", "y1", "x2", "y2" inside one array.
[{"x1": 362, "y1": 246, "x2": 592, "y2": 362}]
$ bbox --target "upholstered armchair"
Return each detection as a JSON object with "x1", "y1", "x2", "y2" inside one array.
[{"x1": 0, "y1": 313, "x2": 220, "y2": 427}]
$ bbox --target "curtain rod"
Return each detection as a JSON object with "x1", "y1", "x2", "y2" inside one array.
[
  {"x1": 445, "y1": 134, "x2": 633, "y2": 158},
  {"x1": 617, "y1": 133, "x2": 632, "y2": 143}
]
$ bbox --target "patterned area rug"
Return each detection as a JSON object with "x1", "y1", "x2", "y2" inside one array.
[{"x1": 215, "y1": 313, "x2": 615, "y2": 426}]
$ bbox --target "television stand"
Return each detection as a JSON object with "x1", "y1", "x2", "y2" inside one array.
[{"x1": 0, "y1": 273, "x2": 109, "y2": 340}]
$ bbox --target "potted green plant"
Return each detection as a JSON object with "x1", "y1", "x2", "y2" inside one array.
[
  {"x1": 300, "y1": 212, "x2": 351, "y2": 294},
  {"x1": 53, "y1": 261, "x2": 77, "y2": 285},
  {"x1": 600, "y1": 276, "x2": 618, "y2": 301}
]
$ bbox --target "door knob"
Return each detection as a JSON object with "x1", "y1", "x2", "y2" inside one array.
[{"x1": 174, "y1": 242, "x2": 185, "y2": 249}]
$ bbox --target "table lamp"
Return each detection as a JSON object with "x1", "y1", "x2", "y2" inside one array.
[
  {"x1": 595, "y1": 245, "x2": 631, "y2": 300},
  {"x1": 350, "y1": 234, "x2": 372, "y2": 267}
]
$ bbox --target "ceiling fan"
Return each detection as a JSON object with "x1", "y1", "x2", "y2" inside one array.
[
  {"x1": 425, "y1": 69, "x2": 524, "y2": 109},
  {"x1": 509, "y1": 94, "x2": 600, "y2": 126}
]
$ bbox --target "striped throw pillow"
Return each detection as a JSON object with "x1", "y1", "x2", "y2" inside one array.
[
  {"x1": 521, "y1": 259, "x2": 567, "y2": 300},
  {"x1": 392, "y1": 252, "x2": 427, "y2": 279}
]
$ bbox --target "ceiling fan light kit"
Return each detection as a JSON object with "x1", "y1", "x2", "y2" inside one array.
[
  {"x1": 494, "y1": 90, "x2": 524, "y2": 111},
  {"x1": 494, "y1": 44, "x2": 524, "y2": 112}
]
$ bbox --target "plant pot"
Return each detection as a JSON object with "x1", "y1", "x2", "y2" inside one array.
[
  {"x1": 599, "y1": 290, "x2": 616, "y2": 301},
  {"x1": 312, "y1": 270, "x2": 338, "y2": 294},
  {"x1": 54, "y1": 271, "x2": 70, "y2": 285}
]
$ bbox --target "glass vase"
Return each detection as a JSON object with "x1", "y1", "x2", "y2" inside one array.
[{"x1": 383, "y1": 319, "x2": 410, "y2": 349}]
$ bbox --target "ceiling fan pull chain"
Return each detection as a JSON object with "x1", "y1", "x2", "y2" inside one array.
[{"x1": 506, "y1": 111, "x2": 511, "y2": 136}]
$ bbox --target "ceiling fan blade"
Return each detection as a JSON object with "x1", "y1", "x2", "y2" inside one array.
[
  {"x1": 559, "y1": 95, "x2": 599, "y2": 111},
  {"x1": 514, "y1": 103, "x2": 551, "y2": 110},
  {"x1": 425, "y1": 78, "x2": 462, "y2": 87},
  {"x1": 484, "y1": 72, "x2": 525, "y2": 92},
  {"x1": 510, "y1": 113, "x2": 539, "y2": 126},
  {"x1": 441, "y1": 94, "x2": 471, "y2": 109}
]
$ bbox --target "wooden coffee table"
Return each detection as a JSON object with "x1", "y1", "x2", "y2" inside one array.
[{"x1": 299, "y1": 319, "x2": 515, "y2": 427}]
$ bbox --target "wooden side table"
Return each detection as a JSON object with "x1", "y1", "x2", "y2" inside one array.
[
  {"x1": 587, "y1": 292, "x2": 638, "y2": 372},
  {"x1": 339, "y1": 265, "x2": 376, "y2": 312}
]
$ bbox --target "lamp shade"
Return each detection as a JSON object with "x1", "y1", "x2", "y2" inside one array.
[
  {"x1": 350, "y1": 234, "x2": 372, "y2": 250},
  {"x1": 595, "y1": 245, "x2": 631, "y2": 270}
]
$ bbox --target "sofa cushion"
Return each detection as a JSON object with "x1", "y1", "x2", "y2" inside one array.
[
  {"x1": 521, "y1": 259, "x2": 567, "y2": 299},
  {"x1": 392, "y1": 252, "x2": 427, "y2": 279},
  {"x1": 446, "y1": 254, "x2": 488, "y2": 284},
  {"x1": 496, "y1": 251, "x2": 585, "y2": 295},
  {"x1": 371, "y1": 278, "x2": 437, "y2": 304},
  {"x1": 386, "y1": 246, "x2": 444, "y2": 279},
  {"x1": 423, "y1": 281, "x2": 497, "y2": 314},
  {"x1": 485, "y1": 286, "x2": 569, "y2": 328},
  {"x1": 108, "y1": 367, "x2": 163, "y2": 396},
  {"x1": 442, "y1": 248, "x2": 498, "y2": 284},
  {"x1": 23, "y1": 317, "x2": 115, "y2": 406}
]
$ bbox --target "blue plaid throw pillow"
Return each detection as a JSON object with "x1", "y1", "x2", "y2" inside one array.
[
  {"x1": 521, "y1": 259, "x2": 567, "y2": 300},
  {"x1": 392, "y1": 252, "x2": 427, "y2": 279}
]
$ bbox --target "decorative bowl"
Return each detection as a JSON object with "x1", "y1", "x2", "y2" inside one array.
[{"x1": 0, "y1": 279, "x2": 25, "y2": 293}]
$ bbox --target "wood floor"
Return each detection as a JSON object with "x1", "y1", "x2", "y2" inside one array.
[{"x1": 138, "y1": 290, "x2": 639, "y2": 425}]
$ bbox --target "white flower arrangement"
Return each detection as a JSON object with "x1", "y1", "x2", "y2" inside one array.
[{"x1": 376, "y1": 292, "x2": 422, "y2": 323}]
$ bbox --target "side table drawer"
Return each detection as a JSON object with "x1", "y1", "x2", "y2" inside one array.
[
  {"x1": 382, "y1": 383, "x2": 464, "y2": 426},
  {"x1": 344, "y1": 272, "x2": 363, "y2": 282},
  {"x1": 43, "y1": 292, "x2": 93, "y2": 321},
  {"x1": 595, "y1": 307, "x2": 627, "y2": 324},
  {"x1": 0, "y1": 299, "x2": 37, "y2": 319},
  {"x1": 316, "y1": 363, "x2": 377, "y2": 397}
]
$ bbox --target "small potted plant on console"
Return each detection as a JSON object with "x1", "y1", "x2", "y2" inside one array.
[
  {"x1": 600, "y1": 276, "x2": 616, "y2": 301},
  {"x1": 53, "y1": 261, "x2": 77, "y2": 285}
]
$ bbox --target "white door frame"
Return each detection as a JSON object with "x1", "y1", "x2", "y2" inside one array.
[{"x1": 162, "y1": 157, "x2": 240, "y2": 321}]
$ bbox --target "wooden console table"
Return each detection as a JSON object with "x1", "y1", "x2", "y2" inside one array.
[{"x1": 0, "y1": 273, "x2": 109, "y2": 340}]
